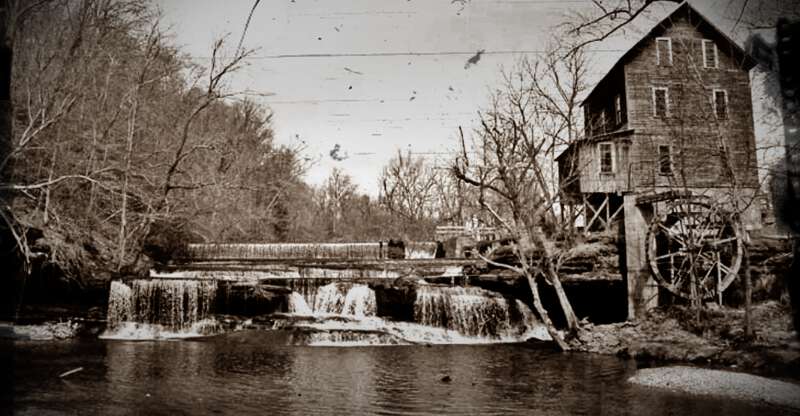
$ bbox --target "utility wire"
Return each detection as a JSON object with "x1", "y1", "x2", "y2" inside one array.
[{"x1": 187, "y1": 49, "x2": 626, "y2": 60}]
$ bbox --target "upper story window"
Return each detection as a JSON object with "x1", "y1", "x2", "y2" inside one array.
[
  {"x1": 658, "y1": 145, "x2": 673, "y2": 175},
  {"x1": 656, "y1": 37, "x2": 672, "y2": 66},
  {"x1": 599, "y1": 142, "x2": 614, "y2": 174},
  {"x1": 713, "y1": 89, "x2": 728, "y2": 120},
  {"x1": 702, "y1": 39, "x2": 718, "y2": 69},
  {"x1": 614, "y1": 94, "x2": 623, "y2": 125},
  {"x1": 600, "y1": 109, "x2": 607, "y2": 134},
  {"x1": 652, "y1": 87, "x2": 669, "y2": 118}
]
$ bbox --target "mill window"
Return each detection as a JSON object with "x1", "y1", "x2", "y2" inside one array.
[
  {"x1": 713, "y1": 89, "x2": 728, "y2": 120},
  {"x1": 600, "y1": 109, "x2": 607, "y2": 134},
  {"x1": 658, "y1": 145, "x2": 673, "y2": 175},
  {"x1": 656, "y1": 37, "x2": 672, "y2": 66},
  {"x1": 599, "y1": 142, "x2": 614, "y2": 174},
  {"x1": 652, "y1": 87, "x2": 669, "y2": 118},
  {"x1": 702, "y1": 39, "x2": 718, "y2": 69}
]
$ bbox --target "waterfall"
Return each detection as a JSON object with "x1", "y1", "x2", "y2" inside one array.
[
  {"x1": 313, "y1": 283, "x2": 347, "y2": 314},
  {"x1": 186, "y1": 242, "x2": 388, "y2": 260},
  {"x1": 342, "y1": 284, "x2": 377, "y2": 318},
  {"x1": 278, "y1": 282, "x2": 549, "y2": 346},
  {"x1": 404, "y1": 242, "x2": 438, "y2": 259},
  {"x1": 413, "y1": 286, "x2": 544, "y2": 339},
  {"x1": 107, "y1": 281, "x2": 133, "y2": 328},
  {"x1": 102, "y1": 279, "x2": 219, "y2": 339},
  {"x1": 290, "y1": 282, "x2": 377, "y2": 318},
  {"x1": 288, "y1": 292, "x2": 313, "y2": 315}
]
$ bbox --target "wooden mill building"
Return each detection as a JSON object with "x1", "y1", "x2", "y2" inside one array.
[{"x1": 557, "y1": 2, "x2": 761, "y2": 317}]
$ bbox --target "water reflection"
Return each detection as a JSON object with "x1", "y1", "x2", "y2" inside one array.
[{"x1": 5, "y1": 335, "x2": 796, "y2": 416}]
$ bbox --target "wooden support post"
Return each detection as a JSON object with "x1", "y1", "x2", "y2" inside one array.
[
  {"x1": 582, "y1": 194, "x2": 589, "y2": 235},
  {"x1": 586, "y1": 196, "x2": 609, "y2": 233},
  {"x1": 744, "y1": 241, "x2": 753, "y2": 339},
  {"x1": 609, "y1": 202, "x2": 624, "y2": 224},
  {"x1": 623, "y1": 195, "x2": 658, "y2": 320}
]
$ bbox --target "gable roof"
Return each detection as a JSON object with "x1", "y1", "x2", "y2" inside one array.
[{"x1": 582, "y1": 1, "x2": 757, "y2": 106}]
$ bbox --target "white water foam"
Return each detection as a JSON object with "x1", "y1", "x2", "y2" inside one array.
[
  {"x1": 309, "y1": 283, "x2": 377, "y2": 317},
  {"x1": 288, "y1": 317, "x2": 550, "y2": 346},
  {"x1": 280, "y1": 283, "x2": 550, "y2": 346},
  {"x1": 102, "y1": 279, "x2": 219, "y2": 340},
  {"x1": 287, "y1": 292, "x2": 314, "y2": 315},
  {"x1": 99, "y1": 319, "x2": 223, "y2": 340}
]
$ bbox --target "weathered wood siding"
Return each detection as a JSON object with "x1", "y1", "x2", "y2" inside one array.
[
  {"x1": 564, "y1": 5, "x2": 760, "y2": 201},
  {"x1": 575, "y1": 137, "x2": 634, "y2": 194},
  {"x1": 622, "y1": 13, "x2": 759, "y2": 191}
]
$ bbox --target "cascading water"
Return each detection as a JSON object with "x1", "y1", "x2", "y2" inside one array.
[
  {"x1": 106, "y1": 236, "x2": 551, "y2": 345},
  {"x1": 413, "y1": 286, "x2": 547, "y2": 340},
  {"x1": 287, "y1": 282, "x2": 377, "y2": 318},
  {"x1": 186, "y1": 242, "x2": 388, "y2": 260},
  {"x1": 101, "y1": 279, "x2": 219, "y2": 339},
  {"x1": 287, "y1": 292, "x2": 313, "y2": 315},
  {"x1": 342, "y1": 284, "x2": 377, "y2": 318},
  {"x1": 279, "y1": 282, "x2": 549, "y2": 346},
  {"x1": 404, "y1": 242, "x2": 438, "y2": 259}
]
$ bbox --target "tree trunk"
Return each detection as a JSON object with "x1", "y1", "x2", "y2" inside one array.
[
  {"x1": 525, "y1": 271, "x2": 569, "y2": 351},
  {"x1": 744, "y1": 243, "x2": 753, "y2": 339},
  {"x1": 544, "y1": 261, "x2": 580, "y2": 334},
  {"x1": 0, "y1": 3, "x2": 18, "y2": 321},
  {"x1": 43, "y1": 147, "x2": 57, "y2": 224},
  {"x1": 1, "y1": 5, "x2": 12, "y2": 198},
  {"x1": 530, "y1": 230, "x2": 580, "y2": 334},
  {"x1": 118, "y1": 97, "x2": 138, "y2": 270}
]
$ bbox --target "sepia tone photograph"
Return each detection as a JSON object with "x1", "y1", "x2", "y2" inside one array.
[{"x1": 2, "y1": 0, "x2": 799, "y2": 414}]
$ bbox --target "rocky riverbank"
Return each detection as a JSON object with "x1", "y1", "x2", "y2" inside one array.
[
  {"x1": 629, "y1": 366, "x2": 800, "y2": 410},
  {"x1": 572, "y1": 301, "x2": 800, "y2": 379}
]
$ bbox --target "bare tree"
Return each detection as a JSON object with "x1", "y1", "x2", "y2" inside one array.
[
  {"x1": 320, "y1": 167, "x2": 357, "y2": 238},
  {"x1": 380, "y1": 149, "x2": 439, "y2": 222},
  {"x1": 451, "y1": 45, "x2": 590, "y2": 349}
]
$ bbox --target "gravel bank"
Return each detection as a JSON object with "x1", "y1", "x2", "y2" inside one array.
[{"x1": 629, "y1": 366, "x2": 800, "y2": 410}]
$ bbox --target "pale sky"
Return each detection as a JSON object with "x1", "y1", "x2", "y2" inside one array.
[{"x1": 156, "y1": 0, "x2": 781, "y2": 194}]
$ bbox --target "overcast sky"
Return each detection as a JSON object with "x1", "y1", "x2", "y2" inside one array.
[{"x1": 156, "y1": 0, "x2": 775, "y2": 194}]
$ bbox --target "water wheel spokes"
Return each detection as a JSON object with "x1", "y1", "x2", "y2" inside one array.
[{"x1": 646, "y1": 200, "x2": 743, "y2": 301}]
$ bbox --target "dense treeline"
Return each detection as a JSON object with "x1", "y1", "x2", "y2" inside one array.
[
  {"x1": 2, "y1": 0, "x2": 457, "y2": 286},
  {"x1": 5, "y1": 1, "x2": 291, "y2": 276}
]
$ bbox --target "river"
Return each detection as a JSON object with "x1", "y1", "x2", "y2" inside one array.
[{"x1": 4, "y1": 332, "x2": 790, "y2": 415}]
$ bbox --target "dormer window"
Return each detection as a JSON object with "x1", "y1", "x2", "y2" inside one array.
[
  {"x1": 702, "y1": 39, "x2": 718, "y2": 69},
  {"x1": 656, "y1": 37, "x2": 672, "y2": 66}
]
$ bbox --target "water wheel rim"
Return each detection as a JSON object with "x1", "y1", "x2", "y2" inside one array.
[{"x1": 645, "y1": 200, "x2": 743, "y2": 300}]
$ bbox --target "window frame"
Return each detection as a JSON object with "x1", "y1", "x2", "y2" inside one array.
[
  {"x1": 598, "y1": 142, "x2": 615, "y2": 174},
  {"x1": 658, "y1": 144, "x2": 673, "y2": 175},
  {"x1": 652, "y1": 87, "x2": 670, "y2": 118},
  {"x1": 600, "y1": 109, "x2": 607, "y2": 134},
  {"x1": 614, "y1": 94, "x2": 623, "y2": 125},
  {"x1": 656, "y1": 37, "x2": 673, "y2": 66},
  {"x1": 702, "y1": 39, "x2": 718, "y2": 69},
  {"x1": 712, "y1": 89, "x2": 728, "y2": 120}
]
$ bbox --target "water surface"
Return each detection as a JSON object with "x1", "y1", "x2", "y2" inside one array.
[{"x1": 4, "y1": 332, "x2": 791, "y2": 415}]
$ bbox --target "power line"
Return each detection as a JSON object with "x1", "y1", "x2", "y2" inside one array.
[{"x1": 187, "y1": 49, "x2": 626, "y2": 60}]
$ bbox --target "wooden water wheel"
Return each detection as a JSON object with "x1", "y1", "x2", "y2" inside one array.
[{"x1": 645, "y1": 198, "x2": 743, "y2": 301}]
